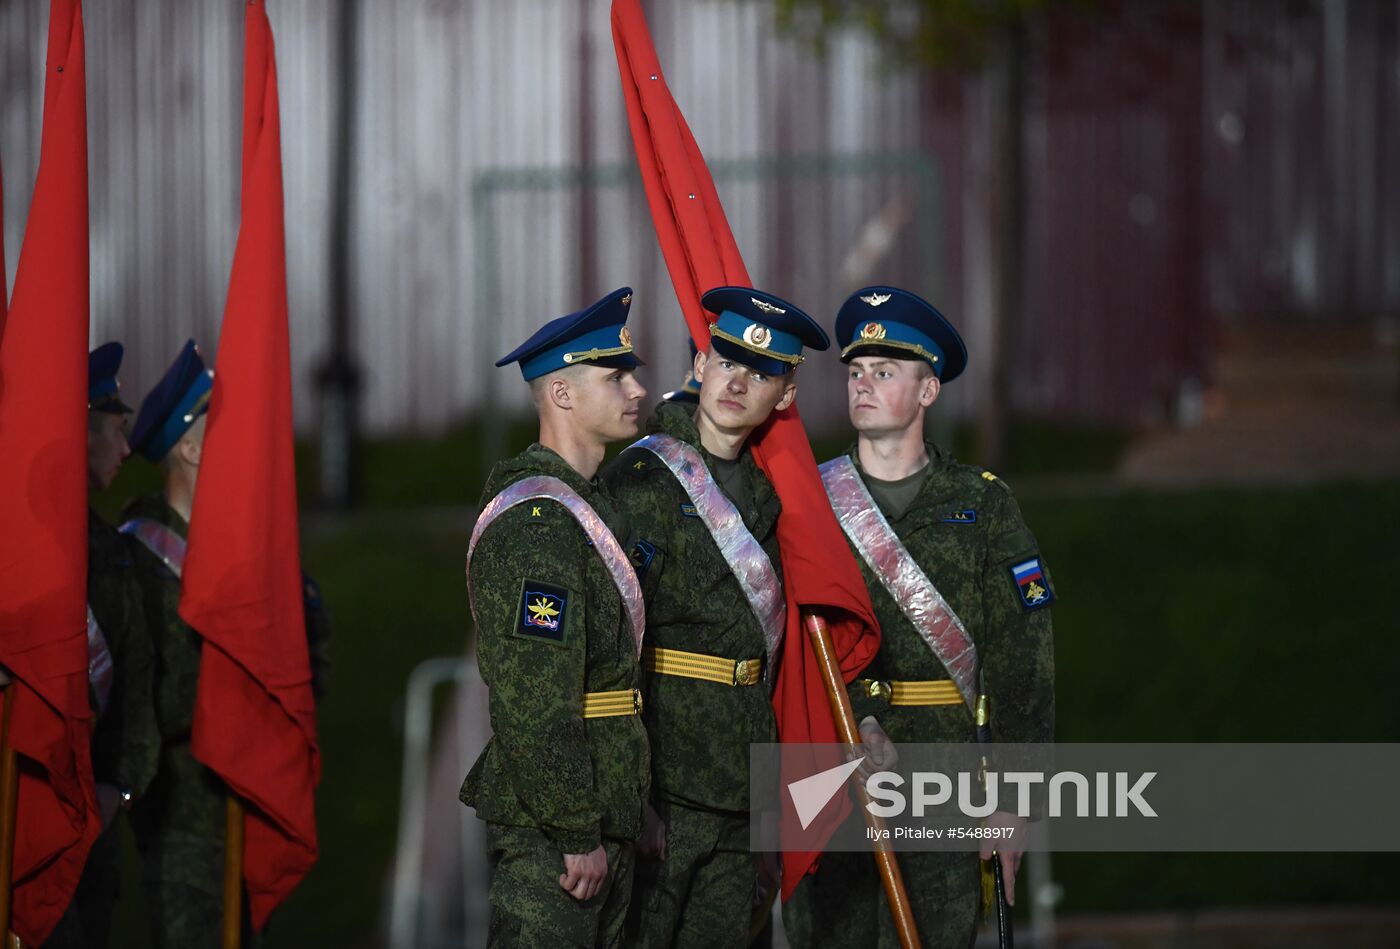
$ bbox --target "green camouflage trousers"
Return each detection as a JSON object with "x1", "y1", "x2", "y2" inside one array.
[
  {"x1": 142, "y1": 880, "x2": 258, "y2": 949},
  {"x1": 40, "y1": 822, "x2": 121, "y2": 949},
  {"x1": 140, "y1": 835, "x2": 258, "y2": 949},
  {"x1": 486, "y1": 824, "x2": 634, "y2": 948},
  {"x1": 783, "y1": 849, "x2": 980, "y2": 949},
  {"x1": 629, "y1": 802, "x2": 758, "y2": 949}
]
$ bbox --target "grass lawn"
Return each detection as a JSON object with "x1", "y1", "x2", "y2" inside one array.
[
  {"x1": 94, "y1": 421, "x2": 1400, "y2": 944},
  {"x1": 1022, "y1": 483, "x2": 1400, "y2": 914}
]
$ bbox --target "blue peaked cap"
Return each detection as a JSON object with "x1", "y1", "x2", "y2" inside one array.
[
  {"x1": 130, "y1": 339, "x2": 215, "y2": 461},
  {"x1": 662, "y1": 340, "x2": 701, "y2": 404},
  {"x1": 701, "y1": 286, "x2": 828, "y2": 377},
  {"x1": 835, "y1": 286, "x2": 968, "y2": 382},
  {"x1": 496, "y1": 287, "x2": 644, "y2": 381},
  {"x1": 88, "y1": 341, "x2": 133, "y2": 413}
]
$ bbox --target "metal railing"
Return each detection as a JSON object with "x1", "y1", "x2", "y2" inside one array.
[{"x1": 388, "y1": 656, "x2": 491, "y2": 949}]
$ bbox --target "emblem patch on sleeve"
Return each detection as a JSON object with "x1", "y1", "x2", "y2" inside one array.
[
  {"x1": 1009, "y1": 557, "x2": 1054, "y2": 612},
  {"x1": 516, "y1": 580, "x2": 569, "y2": 643}
]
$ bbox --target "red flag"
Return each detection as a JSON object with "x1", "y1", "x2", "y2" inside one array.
[
  {"x1": 611, "y1": 0, "x2": 882, "y2": 898},
  {"x1": 178, "y1": 0, "x2": 319, "y2": 929},
  {"x1": 0, "y1": 0, "x2": 101, "y2": 941}
]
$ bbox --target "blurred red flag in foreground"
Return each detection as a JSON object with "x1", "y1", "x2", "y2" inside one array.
[
  {"x1": 179, "y1": 0, "x2": 319, "y2": 929},
  {"x1": 0, "y1": 0, "x2": 101, "y2": 941}
]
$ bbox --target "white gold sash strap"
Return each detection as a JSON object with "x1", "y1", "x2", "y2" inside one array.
[
  {"x1": 631, "y1": 433, "x2": 786, "y2": 665},
  {"x1": 820, "y1": 455, "x2": 978, "y2": 710},
  {"x1": 120, "y1": 517, "x2": 188, "y2": 579},
  {"x1": 86, "y1": 605, "x2": 114, "y2": 715},
  {"x1": 467, "y1": 475, "x2": 645, "y2": 656}
]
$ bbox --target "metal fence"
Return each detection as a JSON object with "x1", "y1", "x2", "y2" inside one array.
[
  {"x1": 469, "y1": 151, "x2": 947, "y2": 466},
  {"x1": 3, "y1": 0, "x2": 1397, "y2": 433}
]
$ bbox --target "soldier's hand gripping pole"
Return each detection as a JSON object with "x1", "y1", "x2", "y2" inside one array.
[
  {"x1": 976, "y1": 695, "x2": 1014, "y2": 949},
  {"x1": 223, "y1": 793, "x2": 245, "y2": 949},
  {"x1": 802, "y1": 612, "x2": 920, "y2": 949},
  {"x1": 0, "y1": 683, "x2": 18, "y2": 943}
]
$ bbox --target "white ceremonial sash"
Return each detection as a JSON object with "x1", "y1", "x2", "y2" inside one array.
[
  {"x1": 467, "y1": 475, "x2": 645, "y2": 656},
  {"x1": 820, "y1": 455, "x2": 978, "y2": 710},
  {"x1": 120, "y1": 517, "x2": 188, "y2": 579},
  {"x1": 631, "y1": 433, "x2": 785, "y2": 665},
  {"x1": 86, "y1": 605, "x2": 114, "y2": 715}
]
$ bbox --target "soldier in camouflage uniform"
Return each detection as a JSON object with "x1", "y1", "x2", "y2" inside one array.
[
  {"x1": 121, "y1": 340, "x2": 332, "y2": 949},
  {"x1": 602, "y1": 288, "x2": 830, "y2": 949},
  {"x1": 460, "y1": 288, "x2": 651, "y2": 948},
  {"x1": 783, "y1": 287, "x2": 1056, "y2": 949},
  {"x1": 42, "y1": 343, "x2": 160, "y2": 949}
]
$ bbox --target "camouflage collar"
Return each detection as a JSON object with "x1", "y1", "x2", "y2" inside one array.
[
  {"x1": 648, "y1": 401, "x2": 703, "y2": 447},
  {"x1": 481, "y1": 443, "x2": 607, "y2": 510},
  {"x1": 845, "y1": 441, "x2": 964, "y2": 529},
  {"x1": 119, "y1": 491, "x2": 190, "y2": 539},
  {"x1": 88, "y1": 504, "x2": 121, "y2": 543},
  {"x1": 649, "y1": 403, "x2": 779, "y2": 536}
]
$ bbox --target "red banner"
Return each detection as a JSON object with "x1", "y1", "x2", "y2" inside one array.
[
  {"x1": 0, "y1": 0, "x2": 101, "y2": 941},
  {"x1": 179, "y1": 0, "x2": 320, "y2": 929},
  {"x1": 611, "y1": 0, "x2": 882, "y2": 898}
]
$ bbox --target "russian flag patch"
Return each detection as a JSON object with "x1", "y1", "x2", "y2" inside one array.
[{"x1": 1009, "y1": 557, "x2": 1054, "y2": 612}]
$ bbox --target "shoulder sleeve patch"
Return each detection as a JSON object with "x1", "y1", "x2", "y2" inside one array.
[
  {"x1": 1009, "y1": 556, "x2": 1055, "y2": 612},
  {"x1": 515, "y1": 579, "x2": 571, "y2": 645}
]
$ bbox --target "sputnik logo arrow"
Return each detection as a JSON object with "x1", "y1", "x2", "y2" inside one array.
[{"x1": 788, "y1": 756, "x2": 865, "y2": 830}]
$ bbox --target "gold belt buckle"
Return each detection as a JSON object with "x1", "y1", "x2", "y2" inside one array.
[
  {"x1": 860, "y1": 678, "x2": 893, "y2": 702},
  {"x1": 733, "y1": 658, "x2": 763, "y2": 686}
]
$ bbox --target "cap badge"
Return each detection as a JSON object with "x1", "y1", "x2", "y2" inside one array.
[
  {"x1": 743, "y1": 323, "x2": 773, "y2": 349},
  {"x1": 860, "y1": 321, "x2": 888, "y2": 341},
  {"x1": 619, "y1": 326, "x2": 633, "y2": 348},
  {"x1": 751, "y1": 298, "x2": 786, "y2": 316},
  {"x1": 621, "y1": 293, "x2": 632, "y2": 307},
  {"x1": 860, "y1": 292, "x2": 892, "y2": 307}
]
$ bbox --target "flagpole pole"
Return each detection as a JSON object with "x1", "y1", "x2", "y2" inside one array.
[
  {"x1": 222, "y1": 793, "x2": 244, "y2": 949},
  {"x1": 0, "y1": 683, "x2": 20, "y2": 942},
  {"x1": 802, "y1": 612, "x2": 920, "y2": 949}
]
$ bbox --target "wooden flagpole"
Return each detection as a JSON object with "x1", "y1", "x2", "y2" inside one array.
[{"x1": 802, "y1": 613, "x2": 920, "y2": 949}]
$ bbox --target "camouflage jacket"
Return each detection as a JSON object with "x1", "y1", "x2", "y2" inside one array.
[
  {"x1": 837, "y1": 444, "x2": 1056, "y2": 745},
  {"x1": 87, "y1": 506, "x2": 160, "y2": 796},
  {"x1": 460, "y1": 445, "x2": 650, "y2": 854},
  {"x1": 602, "y1": 403, "x2": 782, "y2": 814},
  {"x1": 122, "y1": 493, "x2": 332, "y2": 887}
]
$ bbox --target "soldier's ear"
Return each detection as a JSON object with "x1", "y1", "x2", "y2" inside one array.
[
  {"x1": 548, "y1": 375, "x2": 573, "y2": 411},
  {"x1": 693, "y1": 348, "x2": 709, "y2": 384},
  {"x1": 177, "y1": 418, "x2": 206, "y2": 468},
  {"x1": 920, "y1": 375, "x2": 941, "y2": 408},
  {"x1": 775, "y1": 379, "x2": 797, "y2": 412}
]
